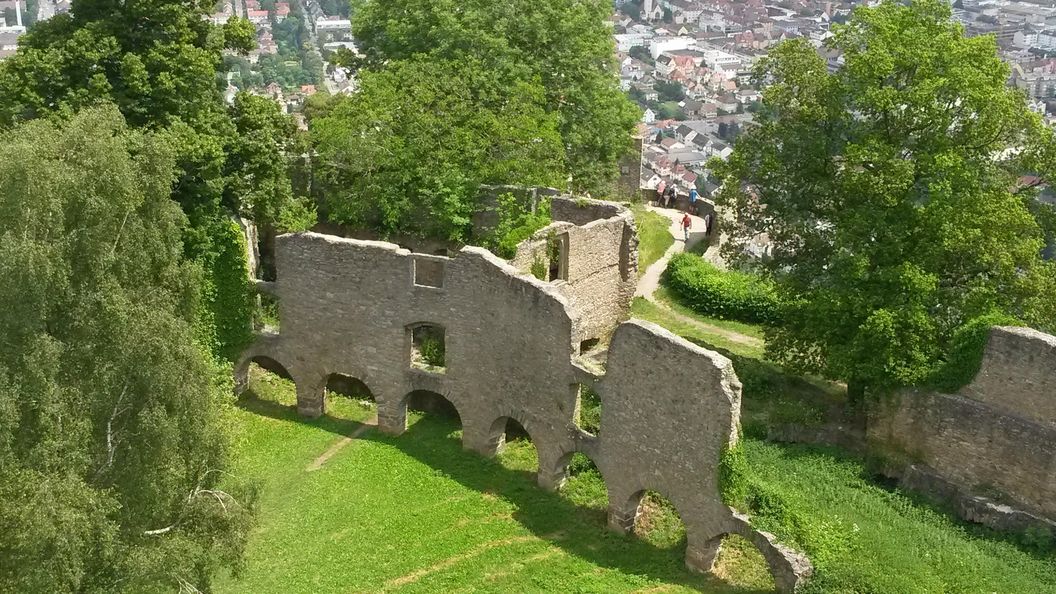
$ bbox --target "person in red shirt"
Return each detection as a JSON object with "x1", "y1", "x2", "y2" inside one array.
[{"x1": 681, "y1": 213, "x2": 691, "y2": 242}]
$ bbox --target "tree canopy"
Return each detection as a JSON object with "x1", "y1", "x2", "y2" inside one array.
[
  {"x1": 0, "y1": 107, "x2": 253, "y2": 593},
  {"x1": 312, "y1": 58, "x2": 565, "y2": 241},
  {"x1": 712, "y1": 0, "x2": 1056, "y2": 398},
  {"x1": 346, "y1": 0, "x2": 639, "y2": 195}
]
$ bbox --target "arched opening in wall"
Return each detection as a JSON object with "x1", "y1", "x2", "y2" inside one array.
[
  {"x1": 325, "y1": 373, "x2": 375, "y2": 418},
  {"x1": 245, "y1": 356, "x2": 296, "y2": 407},
  {"x1": 631, "y1": 490, "x2": 687, "y2": 552},
  {"x1": 574, "y1": 383, "x2": 602, "y2": 436},
  {"x1": 409, "y1": 324, "x2": 446, "y2": 372},
  {"x1": 491, "y1": 416, "x2": 539, "y2": 475},
  {"x1": 406, "y1": 390, "x2": 462, "y2": 437},
  {"x1": 710, "y1": 534, "x2": 777, "y2": 591},
  {"x1": 558, "y1": 452, "x2": 609, "y2": 515}
]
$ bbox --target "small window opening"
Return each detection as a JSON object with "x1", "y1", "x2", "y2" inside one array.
[
  {"x1": 410, "y1": 324, "x2": 446, "y2": 372},
  {"x1": 579, "y1": 338, "x2": 600, "y2": 354},
  {"x1": 255, "y1": 293, "x2": 280, "y2": 331},
  {"x1": 574, "y1": 383, "x2": 602, "y2": 436},
  {"x1": 548, "y1": 233, "x2": 569, "y2": 281},
  {"x1": 413, "y1": 256, "x2": 445, "y2": 288}
]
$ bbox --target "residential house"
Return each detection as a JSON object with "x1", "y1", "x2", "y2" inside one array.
[
  {"x1": 715, "y1": 94, "x2": 739, "y2": 112},
  {"x1": 660, "y1": 137, "x2": 685, "y2": 151}
]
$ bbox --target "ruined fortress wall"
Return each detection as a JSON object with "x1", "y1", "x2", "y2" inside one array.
[
  {"x1": 961, "y1": 326, "x2": 1056, "y2": 428},
  {"x1": 235, "y1": 231, "x2": 810, "y2": 592},
  {"x1": 598, "y1": 321, "x2": 742, "y2": 542},
  {"x1": 538, "y1": 197, "x2": 638, "y2": 346},
  {"x1": 869, "y1": 327, "x2": 1056, "y2": 521}
]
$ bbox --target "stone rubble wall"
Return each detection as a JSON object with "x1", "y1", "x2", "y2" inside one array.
[
  {"x1": 511, "y1": 196, "x2": 639, "y2": 348},
  {"x1": 234, "y1": 231, "x2": 811, "y2": 592},
  {"x1": 962, "y1": 326, "x2": 1056, "y2": 428},
  {"x1": 868, "y1": 327, "x2": 1056, "y2": 522}
]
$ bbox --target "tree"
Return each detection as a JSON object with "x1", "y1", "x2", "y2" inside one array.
[
  {"x1": 0, "y1": 0, "x2": 301, "y2": 358},
  {"x1": 0, "y1": 107, "x2": 254, "y2": 593},
  {"x1": 312, "y1": 57, "x2": 565, "y2": 241},
  {"x1": 629, "y1": 45, "x2": 654, "y2": 64},
  {"x1": 349, "y1": 0, "x2": 639, "y2": 195},
  {"x1": 711, "y1": 0, "x2": 1056, "y2": 401},
  {"x1": 654, "y1": 80, "x2": 686, "y2": 102}
]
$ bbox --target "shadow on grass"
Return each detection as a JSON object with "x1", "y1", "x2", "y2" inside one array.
[{"x1": 235, "y1": 392, "x2": 773, "y2": 594}]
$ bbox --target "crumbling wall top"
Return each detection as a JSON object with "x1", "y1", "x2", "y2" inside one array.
[{"x1": 962, "y1": 326, "x2": 1056, "y2": 427}]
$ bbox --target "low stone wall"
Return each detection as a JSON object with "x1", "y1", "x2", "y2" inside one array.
[
  {"x1": 235, "y1": 231, "x2": 811, "y2": 592},
  {"x1": 868, "y1": 327, "x2": 1056, "y2": 523}
]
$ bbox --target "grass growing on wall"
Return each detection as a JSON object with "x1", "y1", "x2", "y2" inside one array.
[
  {"x1": 632, "y1": 204, "x2": 675, "y2": 275},
  {"x1": 220, "y1": 368, "x2": 1056, "y2": 594}
]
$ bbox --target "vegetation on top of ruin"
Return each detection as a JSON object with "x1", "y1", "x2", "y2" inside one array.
[
  {"x1": 711, "y1": 0, "x2": 1056, "y2": 403},
  {"x1": 309, "y1": 0, "x2": 639, "y2": 243},
  {"x1": 632, "y1": 204, "x2": 676, "y2": 275}
]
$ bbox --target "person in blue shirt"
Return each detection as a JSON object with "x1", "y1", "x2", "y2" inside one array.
[{"x1": 689, "y1": 187, "x2": 698, "y2": 203}]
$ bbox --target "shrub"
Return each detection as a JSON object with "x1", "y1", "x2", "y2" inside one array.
[
  {"x1": 419, "y1": 334, "x2": 445, "y2": 368},
  {"x1": 488, "y1": 193, "x2": 552, "y2": 259},
  {"x1": 662, "y1": 253, "x2": 780, "y2": 325},
  {"x1": 928, "y1": 311, "x2": 1021, "y2": 393}
]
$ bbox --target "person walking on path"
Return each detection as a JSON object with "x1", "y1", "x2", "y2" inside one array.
[
  {"x1": 655, "y1": 180, "x2": 667, "y2": 206},
  {"x1": 665, "y1": 185, "x2": 677, "y2": 208},
  {"x1": 689, "y1": 187, "x2": 698, "y2": 204},
  {"x1": 681, "y1": 212, "x2": 692, "y2": 242}
]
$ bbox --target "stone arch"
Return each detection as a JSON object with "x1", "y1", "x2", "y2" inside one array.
[
  {"x1": 324, "y1": 372, "x2": 375, "y2": 402},
  {"x1": 486, "y1": 413, "x2": 539, "y2": 454},
  {"x1": 710, "y1": 514, "x2": 813, "y2": 593},
  {"x1": 402, "y1": 389, "x2": 462, "y2": 427}
]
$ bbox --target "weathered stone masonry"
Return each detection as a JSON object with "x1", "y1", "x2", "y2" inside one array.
[
  {"x1": 869, "y1": 327, "x2": 1056, "y2": 524},
  {"x1": 236, "y1": 224, "x2": 811, "y2": 591}
]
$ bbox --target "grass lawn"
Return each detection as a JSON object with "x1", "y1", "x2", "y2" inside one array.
[
  {"x1": 218, "y1": 369, "x2": 773, "y2": 594},
  {"x1": 631, "y1": 204, "x2": 675, "y2": 276},
  {"x1": 220, "y1": 369, "x2": 1056, "y2": 594}
]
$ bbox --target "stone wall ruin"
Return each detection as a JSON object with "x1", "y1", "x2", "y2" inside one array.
[
  {"x1": 235, "y1": 222, "x2": 812, "y2": 591},
  {"x1": 869, "y1": 326, "x2": 1056, "y2": 524}
]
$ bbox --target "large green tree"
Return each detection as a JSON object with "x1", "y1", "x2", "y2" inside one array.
[
  {"x1": 712, "y1": 0, "x2": 1056, "y2": 399},
  {"x1": 312, "y1": 58, "x2": 565, "y2": 241},
  {"x1": 0, "y1": 107, "x2": 254, "y2": 593},
  {"x1": 0, "y1": 0, "x2": 307, "y2": 358},
  {"x1": 348, "y1": 0, "x2": 639, "y2": 195}
]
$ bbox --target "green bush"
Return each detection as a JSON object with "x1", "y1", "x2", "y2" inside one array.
[
  {"x1": 487, "y1": 193, "x2": 552, "y2": 259},
  {"x1": 418, "y1": 334, "x2": 445, "y2": 368},
  {"x1": 662, "y1": 253, "x2": 780, "y2": 325},
  {"x1": 928, "y1": 311, "x2": 1021, "y2": 393},
  {"x1": 191, "y1": 216, "x2": 255, "y2": 362}
]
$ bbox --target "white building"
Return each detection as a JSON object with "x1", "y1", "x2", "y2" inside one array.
[
  {"x1": 614, "y1": 32, "x2": 652, "y2": 51},
  {"x1": 702, "y1": 49, "x2": 741, "y2": 71},
  {"x1": 650, "y1": 36, "x2": 695, "y2": 59},
  {"x1": 643, "y1": 108, "x2": 657, "y2": 124}
]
